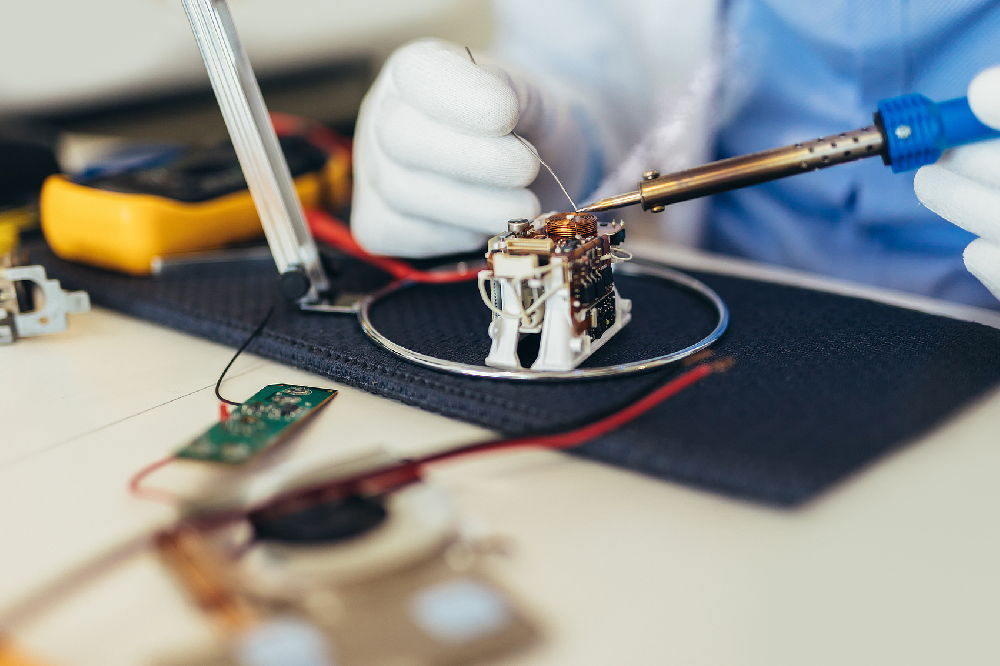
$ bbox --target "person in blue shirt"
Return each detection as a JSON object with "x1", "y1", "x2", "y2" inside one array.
[{"x1": 349, "y1": 0, "x2": 1000, "y2": 308}]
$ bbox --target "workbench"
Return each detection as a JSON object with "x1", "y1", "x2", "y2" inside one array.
[{"x1": 3, "y1": 243, "x2": 999, "y2": 666}]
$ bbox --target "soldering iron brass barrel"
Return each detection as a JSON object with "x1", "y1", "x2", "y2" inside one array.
[{"x1": 639, "y1": 126, "x2": 886, "y2": 211}]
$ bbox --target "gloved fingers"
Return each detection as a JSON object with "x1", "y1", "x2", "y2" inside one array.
[
  {"x1": 968, "y1": 65, "x2": 1000, "y2": 129},
  {"x1": 964, "y1": 238, "x2": 1000, "y2": 301},
  {"x1": 388, "y1": 39, "x2": 519, "y2": 136},
  {"x1": 352, "y1": 81, "x2": 539, "y2": 255},
  {"x1": 375, "y1": 95, "x2": 540, "y2": 188},
  {"x1": 914, "y1": 163, "x2": 1000, "y2": 245},
  {"x1": 372, "y1": 152, "x2": 541, "y2": 234},
  {"x1": 933, "y1": 139, "x2": 1000, "y2": 189},
  {"x1": 351, "y1": 169, "x2": 490, "y2": 258},
  {"x1": 482, "y1": 62, "x2": 552, "y2": 137}
]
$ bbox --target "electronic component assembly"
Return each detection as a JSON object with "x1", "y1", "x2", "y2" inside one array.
[
  {"x1": 176, "y1": 384, "x2": 337, "y2": 464},
  {"x1": 479, "y1": 212, "x2": 631, "y2": 371}
]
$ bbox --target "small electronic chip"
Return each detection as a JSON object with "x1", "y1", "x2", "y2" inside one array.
[{"x1": 176, "y1": 384, "x2": 337, "y2": 464}]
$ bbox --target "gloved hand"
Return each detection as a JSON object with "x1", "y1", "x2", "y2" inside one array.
[
  {"x1": 350, "y1": 39, "x2": 600, "y2": 257},
  {"x1": 915, "y1": 66, "x2": 1000, "y2": 301}
]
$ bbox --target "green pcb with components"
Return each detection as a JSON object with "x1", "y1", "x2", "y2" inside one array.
[{"x1": 176, "y1": 384, "x2": 337, "y2": 464}]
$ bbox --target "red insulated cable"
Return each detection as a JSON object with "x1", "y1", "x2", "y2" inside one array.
[
  {"x1": 304, "y1": 208, "x2": 478, "y2": 284},
  {"x1": 415, "y1": 361, "x2": 715, "y2": 465},
  {"x1": 269, "y1": 112, "x2": 352, "y2": 158},
  {"x1": 128, "y1": 455, "x2": 179, "y2": 504},
  {"x1": 130, "y1": 362, "x2": 725, "y2": 512},
  {"x1": 263, "y1": 361, "x2": 722, "y2": 511}
]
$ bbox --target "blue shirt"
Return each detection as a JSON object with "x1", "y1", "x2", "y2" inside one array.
[{"x1": 710, "y1": 0, "x2": 1000, "y2": 307}]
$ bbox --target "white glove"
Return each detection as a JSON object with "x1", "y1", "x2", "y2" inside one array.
[
  {"x1": 914, "y1": 66, "x2": 1000, "y2": 301},
  {"x1": 350, "y1": 39, "x2": 600, "y2": 257}
]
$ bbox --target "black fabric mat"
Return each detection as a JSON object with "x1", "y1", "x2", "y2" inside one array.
[{"x1": 29, "y1": 242, "x2": 1000, "y2": 506}]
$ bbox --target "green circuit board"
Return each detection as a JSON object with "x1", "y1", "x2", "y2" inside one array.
[{"x1": 176, "y1": 384, "x2": 337, "y2": 464}]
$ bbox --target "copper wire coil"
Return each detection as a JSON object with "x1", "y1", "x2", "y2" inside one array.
[{"x1": 545, "y1": 212, "x2": 597, "y2": 238}]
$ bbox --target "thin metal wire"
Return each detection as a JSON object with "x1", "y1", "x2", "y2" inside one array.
[
  {"x1": 511, "y1": 132, "x2": 579, "y2": 212},
  {"x1": 464, "y1": 47, "x2": 579, "y2": 212}
]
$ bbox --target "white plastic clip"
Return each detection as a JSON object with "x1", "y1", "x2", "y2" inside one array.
[{"x1": 0, "y1": 265, "x2": 90, "y2": 343}]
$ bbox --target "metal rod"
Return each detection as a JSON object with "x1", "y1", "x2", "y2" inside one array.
[
  {"x1": 180, "y1": 0, "x2": 329, "y2": 301},
  {"x1": 581, "y1": 126, "x2": 886, "y2": 214}
]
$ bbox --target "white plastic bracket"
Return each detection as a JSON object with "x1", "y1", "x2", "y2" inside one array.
[{"x1": 0, "y1": 265, "x2": 90, "y2": 343}]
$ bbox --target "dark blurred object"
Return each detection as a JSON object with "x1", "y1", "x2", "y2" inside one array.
[
  {"x1": 81, "y1": 136, "x2": 327, "y2": 203},
  {"x1": 0, "y1": 119, "x2": 60, "y2": 208},
  {"x1": 251, "y1": 494, "x2": 388, "y2": 544},
  {"x1": 37, "y1": 60, "x2": 369, "y2": 146}
]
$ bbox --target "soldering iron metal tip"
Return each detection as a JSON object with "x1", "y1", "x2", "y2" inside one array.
[{"x1": 577, "y1": 190, "x2": 642, "y2": 214}]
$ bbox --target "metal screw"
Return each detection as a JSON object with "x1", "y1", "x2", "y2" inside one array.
[
  {"x1": 642, "y1": 170, "x2": 660, "y2": 181},
  {"x1": 650, "y1": 205, "x2": 665, "y2": 213},
  {"x1": 895, "y1": 125, "x2": 912, "y2": 140},
  {"x1": 507, "y1": 219, "x2": 530, "y2": 234}
]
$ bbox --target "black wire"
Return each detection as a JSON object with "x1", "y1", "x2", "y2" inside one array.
[{"x1": 215, "y1": 306, "x2": 275, "y2": 406}]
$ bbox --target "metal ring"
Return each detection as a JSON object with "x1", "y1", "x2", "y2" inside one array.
[{"x1": 357, "y1": 261, "x2": 729, "y2": 381}]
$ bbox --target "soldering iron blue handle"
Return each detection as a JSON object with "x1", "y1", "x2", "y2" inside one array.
[{"x1": 877, "y1": 94, "x2": 1000, "y2": 173}]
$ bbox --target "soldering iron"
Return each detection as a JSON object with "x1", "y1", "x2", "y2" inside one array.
[{"x1": 580, "y1": 94, "x2": 1000, "y2": 214}]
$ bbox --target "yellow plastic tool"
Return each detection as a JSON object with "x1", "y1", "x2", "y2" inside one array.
[{"x1": 39, "y1": 157, "x2": 346, "y2": 276}]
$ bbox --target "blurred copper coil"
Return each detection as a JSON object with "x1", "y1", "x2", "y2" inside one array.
[{"x1": 545, "y1": 212, "x2": 597, "y2": 238}]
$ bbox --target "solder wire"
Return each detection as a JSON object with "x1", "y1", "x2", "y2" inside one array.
[
  {"x1": 512, "y1": 133, "x2": 579, "y2": 212},
  {"x1": 465, "y1": 47, "x2": 579, "y2": 212}
]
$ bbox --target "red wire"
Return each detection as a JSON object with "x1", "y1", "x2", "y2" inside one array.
[
  {"x1": 269, "y1": 112, "x2": 352, "y2": 158},
  {"x1": 133, "y1": 360, "x2": 725, "y2": 518},
  {"x1": 241, "y1": 361, "x2": 723, "y2": 519},
  {"x1": 304, "y1": 208, "x2": 478, "y2": 284},
  {"x1": 419, "y1": 361, "x2": 715, "y2": 464},
  {"x1": 128, "y1": 455, "x2": 179, "y2": 504}
]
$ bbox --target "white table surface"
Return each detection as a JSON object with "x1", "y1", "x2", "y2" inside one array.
[{"x1": 2, "y1": 245, "x2": 1000, "y2": 666}]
